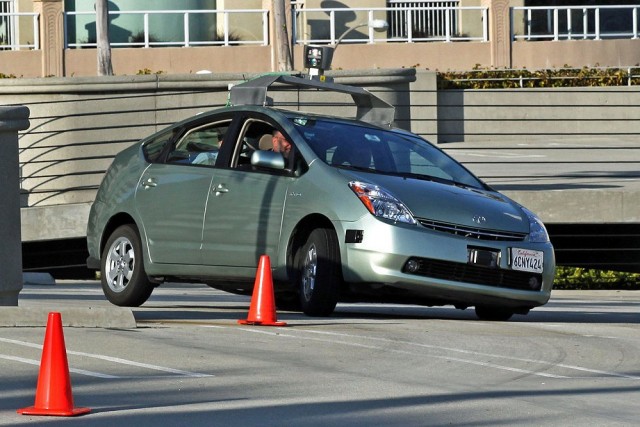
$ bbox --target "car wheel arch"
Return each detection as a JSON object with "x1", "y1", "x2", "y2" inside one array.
[
  {"x1": 286, "y1": 214, "x2": 336, "y2": 279},
  {"x1": 287, "y1": 217, "x2": 343, "y2": 316},
  {"x1": 100, "y1": 213, "x2": 141, "y2": 256}
]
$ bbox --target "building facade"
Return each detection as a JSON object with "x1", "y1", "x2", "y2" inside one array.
[{"x1": 1, "y1": 1, "x2": 640, "y2": 77}]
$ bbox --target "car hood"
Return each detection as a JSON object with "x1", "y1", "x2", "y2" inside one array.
[{"x1": 339, "y1": 170, "x2": 529, "y2": 233}]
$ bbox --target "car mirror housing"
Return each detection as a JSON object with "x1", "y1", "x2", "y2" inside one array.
[{"x1": 251, "y1": 150, "x2": 286, "y2": 170}]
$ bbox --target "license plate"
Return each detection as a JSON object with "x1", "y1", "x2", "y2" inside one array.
[{"x1": 511, "y1": 248, "x2": 544, "y2": 273}]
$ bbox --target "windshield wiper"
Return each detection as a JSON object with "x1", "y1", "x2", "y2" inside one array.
[
  {"x1": 334, "y1": 166, "x2": 484, "y2": 190},
  {"x1": 333, "y1": 164, "x2": 375, "y2": 173},
  {"x1": 395, "y1": 171, "x2": 452, "y2": 185}
]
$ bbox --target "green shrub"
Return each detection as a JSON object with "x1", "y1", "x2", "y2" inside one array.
[
  {"x1": 553, "y1": 266, "x2": 640, "y2": 290},
  {"x1": 438, "y1": 65, "x2": 640, "y2": 89},
  {"x1": 136, "y1": 68, "x2": 164, "y2": 75}
]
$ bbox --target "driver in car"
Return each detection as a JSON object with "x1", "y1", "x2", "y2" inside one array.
[{"x1": 271, "y1": 130, "x2": 292, "y2": 157}]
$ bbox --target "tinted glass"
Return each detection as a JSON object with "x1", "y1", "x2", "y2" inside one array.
[
  {"x1": 292, "y1": 118, "x2": 484, "y2": 188},
  {"x1": 142, "y1": 129, "x2": 177, "y2": 163},
  {"x1": 167, "y1": 121, "x2": 230, "y2": 167}
]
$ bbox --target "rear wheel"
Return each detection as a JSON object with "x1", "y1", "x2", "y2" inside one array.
[
  {"x1": 475, "y1": 305, "x2": 514, "y2": 321},
  {"x1": 101, "y1": 224, "x2": 154, "y2": 307},
  {"x1": 296, "y1": 227, "x2": 341, "y2": 316}
]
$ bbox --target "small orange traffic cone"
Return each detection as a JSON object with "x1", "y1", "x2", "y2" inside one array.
[
  {"x1": 238, "y1": 255, "x2": 287, "y2": 326},
  {"x1": 17, "y1": 312, "x2": 91, "y2": 417}
]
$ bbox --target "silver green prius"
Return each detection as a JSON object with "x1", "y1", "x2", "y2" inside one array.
[{"x1": 87, "y1": 76, "x2": 555, "y2": 321}]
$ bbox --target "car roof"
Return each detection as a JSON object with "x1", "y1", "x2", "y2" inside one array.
[
  {"x1": 172, "y1": 104, "x2": 386, "y2": 133},
  {"x1": 229, "y1": 74, "x2": 395, "y2": 127}
]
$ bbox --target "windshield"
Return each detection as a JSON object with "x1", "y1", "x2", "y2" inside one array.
[{"x1": 291, "y1": 118, "x2": 485, "y2": 189}]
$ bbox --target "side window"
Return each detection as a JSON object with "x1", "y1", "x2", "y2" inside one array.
[
  {"x1": 142, "y1": 129, "x2": 177, "y2": 163},
  {"x1": 232, "y1": 119, "x2": 277, "y2": 169},
  {"x1": 167, "y1": 120, "x2": 230, "y2": 167},
  {"x1": 230, "y1": 118, "x2": 306, "y2": 175}
]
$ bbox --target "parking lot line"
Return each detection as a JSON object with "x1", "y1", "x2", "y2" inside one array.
[
  {"x1": 0, "y1": 354, "x2": 120, "y2": 379},
  {"x1": 296, "y1": 329, "x2": 640, "y2": 380},
  {"x1": 0, "y1": 337, "x2": 212, "y2": 378},
  {"x1": 208, "y1": 326, "x2": 568, "y2": 379},
  {"x1": 212, "y1": 325, "x2": 640, "y2": 381}
]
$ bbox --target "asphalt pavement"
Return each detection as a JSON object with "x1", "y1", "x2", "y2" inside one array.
[{"x1": 0, "y1": 281, "x2": 639, "y2": 426}]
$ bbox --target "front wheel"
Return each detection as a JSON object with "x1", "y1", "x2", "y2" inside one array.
[
  {"x1": 101, "y1": 224, "x2": 154, "y2": 307},
  {"x1": 295, "y1": 227, "x2": 341, "y2": 317}
]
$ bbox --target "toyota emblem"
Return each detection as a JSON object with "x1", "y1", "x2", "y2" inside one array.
[{"x1": 472, "y1": 215, "x2": 487, "y2": 225}]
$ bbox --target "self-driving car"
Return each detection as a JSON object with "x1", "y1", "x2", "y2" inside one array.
[{"x1": 87, "y1": 75, "x2": 555, "y2": 320}]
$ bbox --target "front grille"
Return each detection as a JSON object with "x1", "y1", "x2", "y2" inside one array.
[
  {"x1": 404, "y1": 257, "x2": 542, "y2": 291},
  {"x1": 417, "y1": 218, "x2": 527, "y2": 242}
]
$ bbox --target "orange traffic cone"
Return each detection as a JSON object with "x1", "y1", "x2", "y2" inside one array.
[
  {"x1": 17, "y1": 312, "x2": 91, "y2": 417},
  {"x1": 238, "y1": 255, "x2": 287, "y2": 326}
]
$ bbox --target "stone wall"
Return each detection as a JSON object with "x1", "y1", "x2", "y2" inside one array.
[{"x1": 2, "y1": 69, "x2": 640, "y2": 243}]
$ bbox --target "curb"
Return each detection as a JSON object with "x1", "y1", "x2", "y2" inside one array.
[
  {"x1": 23, "y1": 272, "x2": 56, "y2": 286},
  {"x1": 0, "y1": 306, "x2": 137, "y2": 328}
]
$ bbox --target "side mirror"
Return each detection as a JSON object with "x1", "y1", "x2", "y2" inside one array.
[{"x1": 251, "y1": 150, "x2": 285, "y2": 170}]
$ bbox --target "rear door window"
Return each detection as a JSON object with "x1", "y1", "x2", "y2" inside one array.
[{"x1": 166, "y1": 121, "x2": 231, "y2": 167}]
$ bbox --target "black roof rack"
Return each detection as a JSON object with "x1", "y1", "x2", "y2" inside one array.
[{"x1": 229, "y1": 74, "x2": 395, "y2": 127}]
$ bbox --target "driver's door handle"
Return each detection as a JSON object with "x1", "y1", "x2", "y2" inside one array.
[
  {"x1": 213, "y1": 183, "x2": 229, "y2": 196},
  {"x1": 141, "y1": 177, "x2": 157, "y2": 189}
]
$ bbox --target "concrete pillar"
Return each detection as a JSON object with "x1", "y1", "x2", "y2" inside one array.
[
  {"x1": 263, "y1": 0, "x2": 293, "y2": 72},
  {"x1": 482, "y1": 0, "x2": 512, "y2": 68},
  {"x1": 33, "y1": 0, "x2": 65, "y2": 77},
  {"x1": 0, "y1": 106, "x2": 30, "y2": 306}
]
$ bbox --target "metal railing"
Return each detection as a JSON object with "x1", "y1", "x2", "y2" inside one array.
[
  {"x1": 512, "y1": 5, "x2": 640, "y2": 41},
  {"x1": 0, "y1": 12, "x2": 39, "y2": 50},
  {"x1": 387, "y1": 0, "x2": 460, "y2": 39},
  {"x1": 3, "y1": 5, "x2": 639, "y2": 53},
  {"x1": 293, "y1": 5, "x2": 488, "y2": 44},
  {"x1": 64, "y1": 9, "x2": 269, "y2": 48}
]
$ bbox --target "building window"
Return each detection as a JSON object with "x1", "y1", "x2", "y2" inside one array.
[{"x1": 0, "y1": 0, "x2": 15, "y2": 49}]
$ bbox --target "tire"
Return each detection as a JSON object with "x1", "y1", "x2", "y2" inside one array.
[
  {"x1": 275, "y1": 292, "x2": 302, "y2": 312},
  {"x1": 475, "y1": 305, "x2": 514, "y2": 321},
  {"x1": 296, "y1": 227, "x2": 341, "y2": 317},
  {"x1": 101, "y1": 224, "x2": 154, "y2": 307}
]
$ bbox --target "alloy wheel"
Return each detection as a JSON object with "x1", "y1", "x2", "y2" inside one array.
[
  {"x1": 301, "y1": 243, "x2": 318, "y2": 302},
  {"x1": 105, "y1": 236, "x2": 135, "y2": 293}
]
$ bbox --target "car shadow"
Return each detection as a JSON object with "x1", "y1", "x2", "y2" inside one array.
[{"x1": 132, "y1": 298, "x2": 640, "y2": 325}]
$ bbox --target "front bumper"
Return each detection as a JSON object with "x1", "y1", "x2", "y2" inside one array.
[{"x1": 337, "y1": 217, "x2": 555, "y2": 309}]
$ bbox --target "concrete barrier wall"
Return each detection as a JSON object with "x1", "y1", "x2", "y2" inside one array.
[
  {"x1": 3, "y1": 69, "x2": 640, "y2": 242},
  {"x1": 436, "y1": 84, "x2": 640, "y2": 228},
  {"x1": 0, "y1": 69, "x2": 417, "y2": 241},
  {"x1": 2, "y1": 75, "x2": 230, "y2": 209},
  {"x1": 438, "y1": 86, "x2": 640, "y2": 143}
]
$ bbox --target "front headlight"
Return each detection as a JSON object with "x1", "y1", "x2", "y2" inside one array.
[
  {"x1": 349, "y1": 181, "x2": 417, "y2": 225},
  {"x1": 523, "y1": 208, "x2": 549, "y2": 243}
]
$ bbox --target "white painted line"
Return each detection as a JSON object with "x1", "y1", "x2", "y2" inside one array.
[
  {"x1": 455, "y1": 151, "x2": 546, "y2": 159},
  {"x1": 66, "y1": 350, "x2": 212, "y2": 378},
  {"x1": 298, "y1": 329, "x2": 640, "y2": 380},
  {"x1": 0, "y1": 337, "x2": 211, "y2": 378},
  {"x1": 0, "y1": 354, "x2": 120, "y2": 379},
  {"x1": 209, "y1": 326, "x2": 568, "y2": 379}
]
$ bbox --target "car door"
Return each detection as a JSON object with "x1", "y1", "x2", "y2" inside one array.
[
  {"x1": 135, "y1": 118, "x2": 231, "y2": 265},
  {"x1": 201, "y1": 118, "x2": 292, "y2": 268}
]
